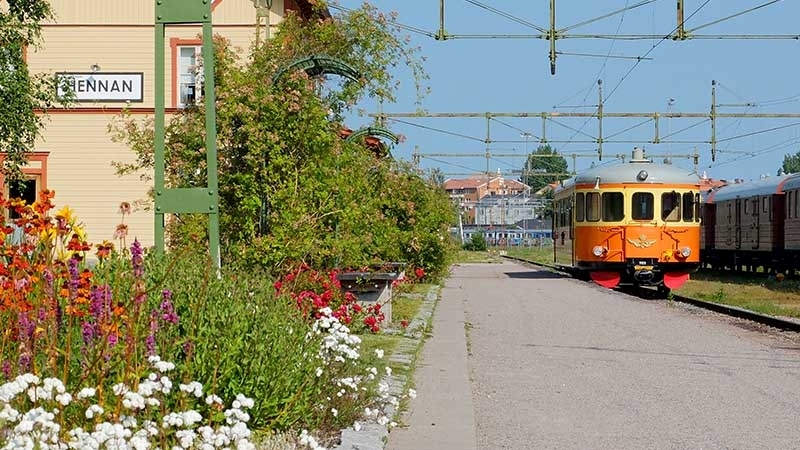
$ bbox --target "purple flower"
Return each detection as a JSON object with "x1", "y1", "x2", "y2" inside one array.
[
  {"x1": 17, "y1": 312, "x2": 35, "y2": 339},
  {"x1": 108, "y1": 333, "x2": 119, "y2": 346},
  {"x1": 90, "y1": 284, "x2": 112, "y2": 320},
  {"x1": 1, "y1": 360, "x2": 11, "y2": 379},
  {"x1": 131, "y1": 239, "x2": 144, "y2": 278},
  {"x1": 18, "y1": 354, "x2": 31, "y2": 373},
  {"x1": 81, "y1": 321, "x2": 96, "y2": 345},
  {"x1": 43, "y1": 267, "x2": 54, "y2": 287},
  {"x1": 160, "y1": 290, "x2": 179, "y2": 325}
]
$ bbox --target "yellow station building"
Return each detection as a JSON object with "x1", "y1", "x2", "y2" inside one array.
[{"x1": 19, "y1": 0, "x2": 309, "y2": 248}]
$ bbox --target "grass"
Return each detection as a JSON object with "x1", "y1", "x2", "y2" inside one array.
[
  {"x1": 675, "y1": 270, "x2": 800, "y2": 318},
  {"x1": 504, "y1": 247, "x2": 553, "y2": 264},
  {"x1": 500, "y1": 247, "x2": 800, "y2": 319},
  {"x1": 392, "y1": 290, "x2": 425, "y2": 325}
]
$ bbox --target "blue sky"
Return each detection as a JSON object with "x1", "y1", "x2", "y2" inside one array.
[{"x1": 334, "y1": 0, "x2": 800, "y2": 183}]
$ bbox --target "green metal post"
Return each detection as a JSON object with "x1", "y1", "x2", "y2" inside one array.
[
  {"x1": 154, "y1": 0, "x2": 220, "y2": 269},
  {"x1": 155, "y1": 22, "x2": 166, "y2": 253},
  {"x1": 203, "y1": 23, "x2": 221, "y2": 268}
]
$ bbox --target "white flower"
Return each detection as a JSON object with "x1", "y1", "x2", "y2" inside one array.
[
  {"x1": 77, "y1": 387, "x2": 96, "y2": 399},
  {"x1": 235, "y1": 394, "x2": 254, "y2": 409},
  {"x1": 85, "y1": 404, "x2": 104, "y2": 419},
  {"x1": 179, "y1": 381, "x2": 204, "y2": 398},
  {"x1": 205, "y1": 394, "x2": 223, "y2": 406},
  {"x1": 55, "y1": 392, "x2": 73, "y2": 406},
  {"x1": 374, "y1": 348, "x2": 384, "y2": 359}
]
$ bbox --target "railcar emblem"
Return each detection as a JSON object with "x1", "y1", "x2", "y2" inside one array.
[{"x1": 627, "y1": 234, "x2": 656, "y2": 248}]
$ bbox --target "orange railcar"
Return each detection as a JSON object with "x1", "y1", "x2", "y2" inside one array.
[{"x1": 553, "y1": 148, "x2": 701, "y2": 293}]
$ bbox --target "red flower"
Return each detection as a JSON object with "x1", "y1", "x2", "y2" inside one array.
[
  {"x1": 414, "y1": 267, "x2": 425, "y2": 279},
  {"x1": 400, "y1": 320, "x2": 409, "y2": 329}
]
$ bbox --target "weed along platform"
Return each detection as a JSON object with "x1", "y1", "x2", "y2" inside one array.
[{"x1": 337, "y1": 264, "x2": 405, "y2": 324}]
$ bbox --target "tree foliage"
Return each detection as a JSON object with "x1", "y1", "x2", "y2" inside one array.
[
  {"x1": 520, "y1": 144, "x2": 568, "y2": 194},
  {"x1": 109, "y1": 4, "x2": 455, "y2": 277},
  {"x1": 782, "y1": 150, "x2": 800, "y2": 174},
  {"x1": 0, "y1": 0, "x2": 70, "y2": 182}
]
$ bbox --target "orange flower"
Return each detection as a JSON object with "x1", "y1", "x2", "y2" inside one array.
[{"x1": 95, "y1": 240, "x2": 114, "y2": 259}]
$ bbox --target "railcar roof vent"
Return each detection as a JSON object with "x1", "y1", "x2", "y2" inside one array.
[{"x1": 630, "y1": 146, "x2": 651, "y2": 163}]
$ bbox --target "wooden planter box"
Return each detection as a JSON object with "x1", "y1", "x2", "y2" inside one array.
[{"x1": 336, "y1": 266, "x2": 405, "y2": 324}]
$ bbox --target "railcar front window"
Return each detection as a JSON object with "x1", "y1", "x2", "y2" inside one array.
[
  {"x1": 682, "y1": 192, "x2": 695, "y2": 222},
  {"x1": 575, "y1": 193, "x2": 585, "y2": 222},
  {"x1": 586, "y1": 192, "x2": 600, "y2": 222},
  {"x1": 632, "y1": 192, "x2": 653, "y2": 220},
  {"x1": 602, "y1": 192, "x2": 624, "y2": 221},
  {"x1": 662, "y1": 191, "x2": 681, "y2": 222}
]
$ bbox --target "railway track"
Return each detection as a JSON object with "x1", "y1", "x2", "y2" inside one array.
[{"x1": 501, "y1": 254, "x2": 800, "y2": 333}]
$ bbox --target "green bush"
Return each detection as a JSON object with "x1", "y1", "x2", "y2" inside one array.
[{"x1": 463, "y1": 232, "x2": 487, "y2": 251}]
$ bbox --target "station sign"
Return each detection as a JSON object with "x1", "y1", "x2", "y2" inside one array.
[{"x1": 57, "y1": 72, "x2": 144, "y2": 102}]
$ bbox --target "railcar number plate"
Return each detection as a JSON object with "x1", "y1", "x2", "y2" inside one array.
[{"x1": 634, "y1": 265, "x2": 654, "y2": 271}]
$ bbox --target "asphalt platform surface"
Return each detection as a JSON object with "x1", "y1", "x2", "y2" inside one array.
[{"x1": 386, "y1": 261, "x2": 800, "y2": 450}]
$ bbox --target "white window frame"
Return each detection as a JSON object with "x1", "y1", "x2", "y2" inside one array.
[{"x1": 177, "y1": 44, "x2": 203, "y2": 108}]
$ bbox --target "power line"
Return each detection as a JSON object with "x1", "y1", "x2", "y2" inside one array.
[{"x1": 603, "y1": 0, "x2": 713, "y2": 104}]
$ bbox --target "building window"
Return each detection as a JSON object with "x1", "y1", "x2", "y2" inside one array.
[
  {"x1": 1, "y1": 152, "x2": 48, "y2": 222},
  {"x1": 171, "y1": 38, "x2": 203, "y2": 108},
  {"x1": 178, "y1": 45, "x2": 201, "y2": 107},
  {"x1": 6, "y1": 177, "x2": 38, "y2": 219}
]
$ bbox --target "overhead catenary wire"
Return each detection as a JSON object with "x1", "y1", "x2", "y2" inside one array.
[
  {"x1": 558, "y1": 0, "x2": 630, "y2": 153},
  {"x1": 603, "y1": 0, "x2": 713, "y2": 104},
  {"x1": 387, "y1": 118, "x2": 486, "y2": 143},
  {"x1": 462, "y1": 0, "x2": 547, "y2": 33}
]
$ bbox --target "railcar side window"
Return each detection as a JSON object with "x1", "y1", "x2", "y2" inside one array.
[
  {"x1": 586, "y1": 192, "x2": 600, "y2": 222},
  {"x1": 661, "y1": 191, "x2": 681, "y2": 222},
  {"x1": 575, "y1": 193, "x2": 585, "y2": 222},
  {"x1": 694, "y1": 193, "x2": 701, "y2": 222},
  {"x1": 602, "y1": 192, "x2": 624, "y2": 221},
  {"x1": 632, "y1": 192, "x2": 653, "y2": 220},
  {"x1": 682, "y1": 192, "x2": 694, "y2": 222}
]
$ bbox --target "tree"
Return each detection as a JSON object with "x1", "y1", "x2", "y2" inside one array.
[
  {"x1": 109, "y1": 4, "x2": 456, "y2": 276},
  {"x1": 520, "y1": 144, "x2": 568, "y2": 194},
  {"x1": 782, "y1": 150, "x2": 800, "y2": 174},
  {"x1": 427, "y1": 167, "x2": 445, "y2": 187},
  {"x1": 0, "y1": 0, "x2": 69, "y2": 182}
]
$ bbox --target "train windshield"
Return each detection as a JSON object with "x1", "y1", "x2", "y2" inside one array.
[
  {"x1": 662, "y1": 191, "x2": 681, "y2": 222},
  {"x1": 682, "y1": 192, "x2": 695, "y2": 222},
  {"x1": 632, "y1": 192, "x2": 654, "y2": 220},
  {"x1": 602, "y1": 192, "x2": 624, "y2": 221}
]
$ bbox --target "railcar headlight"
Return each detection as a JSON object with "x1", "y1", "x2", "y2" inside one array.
[
  {"x1": 679, "y1": 247, "x2": 692, "y2": 258},
  {"x1": 592, "y1": 246, "x2": 607, "y2": 257}
]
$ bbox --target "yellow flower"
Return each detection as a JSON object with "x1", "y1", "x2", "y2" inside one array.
[{"x1": 55, "y1": 205, "x2": 75, "y2": 224}]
